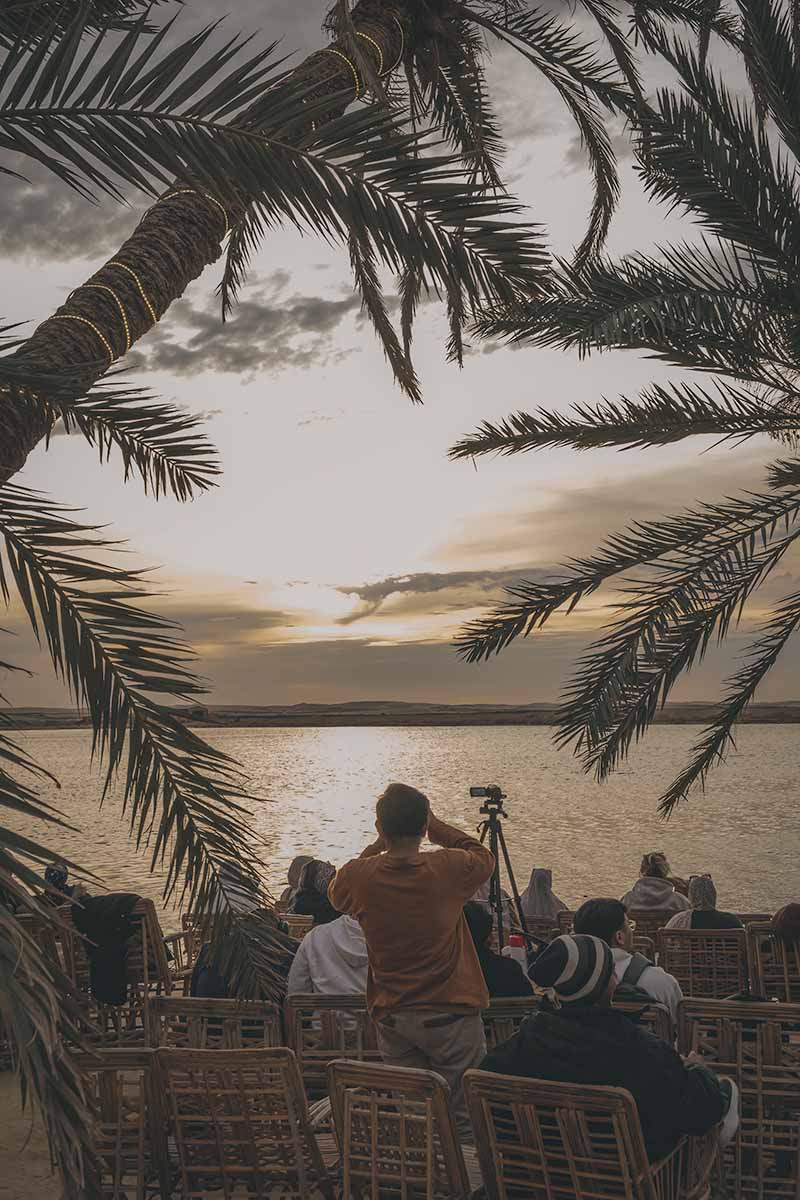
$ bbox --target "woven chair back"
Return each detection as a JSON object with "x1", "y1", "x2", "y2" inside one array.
[
  {"x1": 157, "y1": 1046, "x2": 333, "y2": 1199},
  {"x1": 72, "y1": 1047, "x2": 169, "y2": 1200},
  {"x1": 328, "y1": 1058, "x2": 471, "y2": 1199},
  {"x1": 678, "y1": 997, "x2": 800, "y2": 1199},
  {"x1": 657, "y1": 928, "x2": 748, "y2": 999},
  {"x1": 464, "y1": 1070, "x2": 688, "y2": 1200},
  {"x1": 746, "y1": 922, "x2": 800, "y2": 1002},
  {"x1": 284, "y1": 914, "x2": 315, "y2": 940},
  {"x1": 149, "y1": 996, "x2": 283, "y2": 1049},
  {"x1": 627, "y1": 909, "x2": 680, "y2": 944},
  {"x1": 483, "y1": 995, "x2": 538, "y2": 1049},
  {"x1": 612, "y1": 999, "x2": 673, "y2": 1042},
  {"x1": 284, "y1": 993, "x2": 381, "y2": 1097}
]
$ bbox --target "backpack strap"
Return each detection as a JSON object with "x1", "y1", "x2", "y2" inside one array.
[{"x1": 622, "y1": 952, "x2": 651, "y2": 986}]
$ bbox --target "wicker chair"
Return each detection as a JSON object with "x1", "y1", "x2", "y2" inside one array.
[
  {"x1": 72, "y1": 1047, "x2": 169, "y2": 1200},
  {"x1": 464, "y1": 1069, "x2": 718, "y2": 1200},
  {"x1": 678, "y1": 997, "x2": 800, "y2": 1199},
  {"x1": 157, "y1": 1046, "x2": 335, "y2": 1198},
  {"x1": 746, "y1": 922, "x2": 800, "y2": 1002},
  {"x1": 328, "y1": 1059, "x2": 481, "y2": 1198},
  {"x1": 149, "y1": 996, "x2": 283, "y2": 1049},
  {"x1": 557, "y1": 910, "x2": 575, "y2": 933},
  {"x1": 284, "y1": 993, "x2": 381, "y2": 1097},
  {"x1": 284, "y1": 914, "x2": 315, "y2": 940},
  {"x1": 657, "y1": 928, "x2": 748, "y2": 999},
  {"x1": 628, "y1": 909, "x2": 681, "y2": 945},
  {"x1": 633, "y1": 935, "x2": 656, "y2": 960},
  {"x1": 483, "y1": 995, "x2": 538, "y2": 1049},
  {"x1": 61, "y1": 898, "x2": 173, "y2": 1043},
  {"x1": 736, "y1": 914, "x2": 771, "y2": 927}
]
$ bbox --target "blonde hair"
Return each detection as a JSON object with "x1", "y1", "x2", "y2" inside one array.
[{"x1": 640, "y1": 851, "x2": 670, "y2": 879}]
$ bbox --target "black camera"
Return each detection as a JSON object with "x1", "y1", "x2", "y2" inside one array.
[{"x1": 469, "y1": 785, "x2": 506, "y2": 803}]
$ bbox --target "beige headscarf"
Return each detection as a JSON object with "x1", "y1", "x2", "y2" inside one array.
[{"x1": 520, "y1": 868, "x2": 567, "y2": 922}]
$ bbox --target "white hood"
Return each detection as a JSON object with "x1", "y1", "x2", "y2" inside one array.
[{"x1": 291, "y1": 915, "x2": 369, "y2": 995}]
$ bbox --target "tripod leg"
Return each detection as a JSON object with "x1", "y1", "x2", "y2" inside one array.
[{"x1": 495, "y1": 821, "x2": 532, "y2": 942}]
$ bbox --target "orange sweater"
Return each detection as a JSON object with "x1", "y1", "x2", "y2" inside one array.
[{"x1": 329, "y1": 815, "x2": 494, "y2": 1019}]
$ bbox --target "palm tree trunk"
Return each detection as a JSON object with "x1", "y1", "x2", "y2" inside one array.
[{"x1": 1, "y1": 0, "x2": 412, "y2": 485}]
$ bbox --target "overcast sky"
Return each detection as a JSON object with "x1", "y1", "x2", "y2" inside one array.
[{"x1": 4, "y1": 0, "x2": 796, "y2": 708}]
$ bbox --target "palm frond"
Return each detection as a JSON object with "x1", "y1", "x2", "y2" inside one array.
[
  {"x1": 557, "y1": 511, "x2": 800, "y2": 778},
  {"x1": 455, "y1": 485, "x2": 800, "y2": 661},
  {"x1": 767, "y1": 457, "x2": 800, "y2": 488},
  {"x1": 639, "y1": 47, "x2": 800, "y2": 271},
  {"x1": 736, "y1": 0, "x2": 800, "y2": 165},
  {"x1": 0, "y1": 0, "x2": 169, "y2": 46},
  {"x1": 474, "y1": 241, "x2": 799, "y2": 385},
  {"x1": 449, "y1": 380, "x2": 800, "y2": 458},
  {"x1": 0, "y1": 485, "x2": 284, "y2": 996},
  {"x1": 465, "y1": 2, "x2": 626, "y2": 261},
  {"x1": 0, "y1": 335, "x2": 220, "y2": 501},
  {"x1": 348, "y1": 230, "x2": 420, "y2": 402},
  {"x1": 0, "y1": 876, "x2": 97, "y2": 1200},
  {"x1": 657, "y1": 585, "x2": 800, "y2": 812}
]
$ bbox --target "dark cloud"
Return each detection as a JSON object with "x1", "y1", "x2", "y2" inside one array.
[
  {"x1": 561, "y1": 122, "x2": 635, "y2": 175},
  {"x1": 337, "y1": 567, "x2": 550, "y2": 624},
  {"x1": 0, "y1": 165, "x2": 145, "y2": 262},
  {"x1": 126, "y1": 273, "x2": 361, "y2": 379}
]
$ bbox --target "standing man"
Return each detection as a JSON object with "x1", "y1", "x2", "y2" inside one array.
[{"x1": 329, "y1": 782, "x2": 494, "y2": 1128}]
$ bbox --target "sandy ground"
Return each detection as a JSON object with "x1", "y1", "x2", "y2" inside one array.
[{"x1": 0, "y1": 1073, "x2": 60, "y2": 1200}]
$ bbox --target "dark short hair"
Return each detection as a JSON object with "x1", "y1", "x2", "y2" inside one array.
[
  {"x1": 464, "y1": 901, "x2": 492, "y2": 949},
  {"x1": 376, "y1": 783, "x2": 429, "y2": 839},
  {"x1": 573, "y1": 898, "x2": 627, "y2": 946}
]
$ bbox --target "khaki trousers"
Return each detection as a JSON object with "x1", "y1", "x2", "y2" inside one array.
[{"x1": 375, "y1": 1009, "x2": 486, "y2": 1134}]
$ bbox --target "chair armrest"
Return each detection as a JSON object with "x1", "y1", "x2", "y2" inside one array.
[{"x1": 308, "y1": 1096, "x2": 332, "y2": 1131}]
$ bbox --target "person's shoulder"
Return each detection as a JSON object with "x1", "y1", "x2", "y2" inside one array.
[{"x1": 641, "y1": 962, "x2": 681, "y2": 989}]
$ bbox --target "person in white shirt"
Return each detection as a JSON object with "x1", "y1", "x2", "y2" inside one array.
[
  {"x1": 573, "y1": 898, "x2": 683, "y2": 1027},
  {"x1": 287, "y1": 913, "x2": 368, "y2": 995}
]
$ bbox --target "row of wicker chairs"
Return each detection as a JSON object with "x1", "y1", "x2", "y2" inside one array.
[
  {"x1": 76, "y1": 987, "x2": 800, "y2": 1200},
  {"x1": 547, "y1": 910, "x2": 798, "y2": 1001}
]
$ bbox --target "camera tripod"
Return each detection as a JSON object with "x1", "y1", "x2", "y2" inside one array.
[{"x1": 477, "y1": 791, "x2": 532, "y2": 951}]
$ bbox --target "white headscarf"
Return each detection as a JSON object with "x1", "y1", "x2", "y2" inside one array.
[{"x1": 520, "y1": 868, "x2": 567, "y2": 922}]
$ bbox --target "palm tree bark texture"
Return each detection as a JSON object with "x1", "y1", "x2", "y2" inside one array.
[{"x1": 1, "y1": 0, "x2": 412, "y2": 484}]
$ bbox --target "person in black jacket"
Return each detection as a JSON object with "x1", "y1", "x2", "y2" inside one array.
[
  {"x1": 481, "y1": 933, "x2": 736, "y2": 1162},
  {"x1": 288, "y1": 859, "x2": 339, "y2": 926},
  {"x1": 464, "y1": 901, "x2": 533, "y2": 998}
]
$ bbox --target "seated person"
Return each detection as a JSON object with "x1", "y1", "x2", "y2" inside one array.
[
  {"x1": 574, "y1": 898, "x2": 682, "y2": 1024},
  {"x1": 772, "y1": 903, "x2": 800, "y2": 945},
  {"x1": 287, "y1": 913, "x2": 368, "y2": 995},
  {"x1": 622, "y1": 852, "x2": 691, "y2": 914},
  {"x1": 464, "y1": 901, "x2": 533, "y2": 998},
  {"x1": 481, "y1": 933, "x2": 737, "y2": 1162},
  {"x1": 279, "y1": 855, "x2": 313, "y2": 908},
  {"x1": 288, "y1": 859, "x2": 339, "y2": 926},
  {"x1": 191, "y1": 909, "x2": 295, "y2": 999},
  {"x1": 665, "y1": 875, "x2": 743, "y2": 930},
  {"x1": 519, "y1": 867, "x2": 567, "y2": 926}
]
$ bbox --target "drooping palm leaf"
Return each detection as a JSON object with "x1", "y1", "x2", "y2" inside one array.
[
  {"x1": 449, "y1": 380, "x2": 800, "y2": 457},
  {"x1": 0, "y1": 486, "x2": 286, "y2": 990}
]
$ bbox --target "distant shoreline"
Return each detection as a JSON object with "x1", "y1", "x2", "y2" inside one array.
[{"x1": 7, "y1": 701, "x2": 800, "y2": 729}]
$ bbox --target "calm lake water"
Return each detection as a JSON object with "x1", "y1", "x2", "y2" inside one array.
[{"x1": 9, "y1": 725, "x2": 797, "y2": 927}]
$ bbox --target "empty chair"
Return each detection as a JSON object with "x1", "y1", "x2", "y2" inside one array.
[
  {"x1": 464, "y1": 1069, "x2": 718, "y2": 1200},
  {"x1": 633, "y1": 934, "x2": 656, "y2": 960},
  {"x1": 746, "y1": 921, "x2": 800, "y2": 1002},
  {"x1": 149, "y1": 996, "x2": 282, "y2": 1049},
  {"x1": 328, "y1": 1059, "x2": 480, "y2": 1199},
  {"x1": 679, "y1": 997, "x2": 800, "y2": 1198},
  {"x1": 658, "y1": 928, "x2": 748, "y2": 999},
  {"x1": 71, "y1": 1048, "x2": 168, "y2": 1200},
  {"x1": 284, "y1": 993, "x2": 381, "y2": 1097},
  {"x1": 158, "y1": 1046, "x2": 335, "y2": 1198}
]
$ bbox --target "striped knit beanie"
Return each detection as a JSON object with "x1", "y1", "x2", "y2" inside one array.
[{"x1": 531, "y1": 934, "x2": 614, "y2": 1006}]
